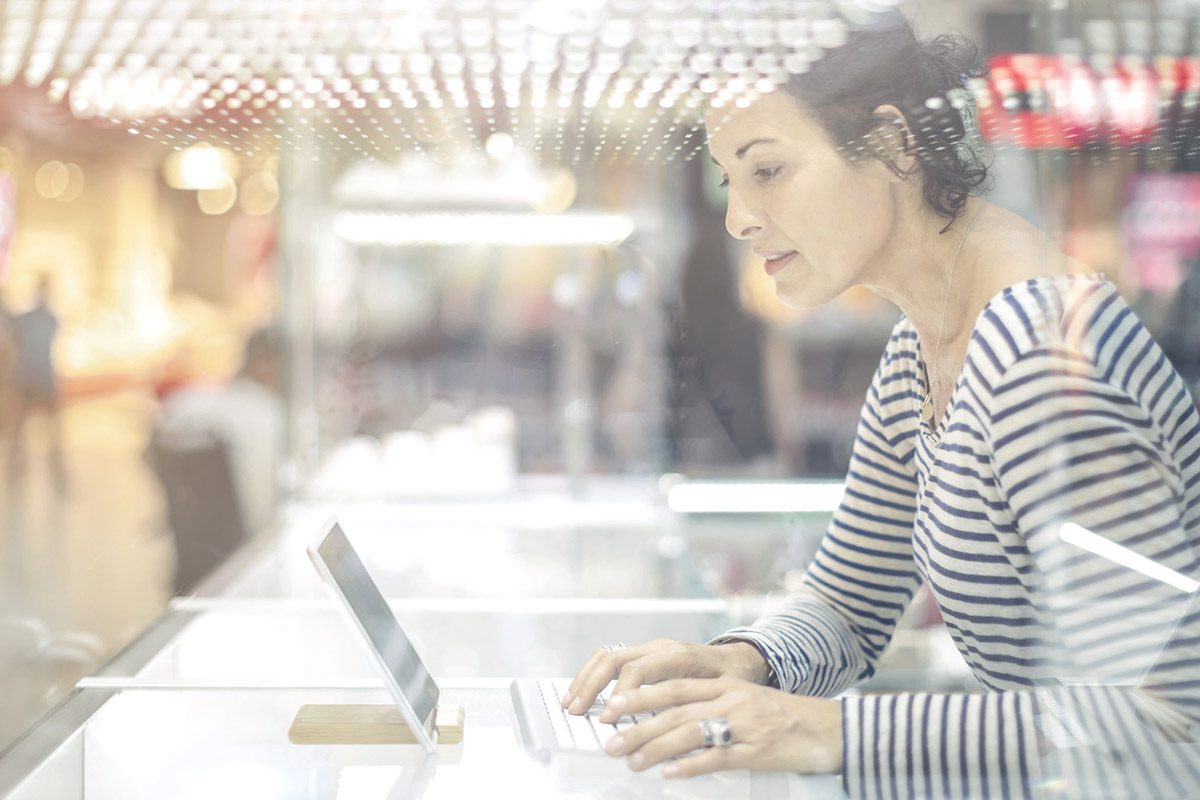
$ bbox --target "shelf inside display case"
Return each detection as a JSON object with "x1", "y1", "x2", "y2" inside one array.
[
  {"x1": 200, "y1": 492, "x2": 829, "y2": 602},
  {"x1": 108, "y1": 601, "x2": 737, "y2": 684}
]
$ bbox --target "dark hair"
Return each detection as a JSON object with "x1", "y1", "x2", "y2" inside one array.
[{"x1": 779, "y1": 16, "x2": 990, "y2": 230}]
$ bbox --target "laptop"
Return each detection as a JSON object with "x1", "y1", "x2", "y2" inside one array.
[
  {"x1": 306, "y1": 516, "x2": 632, "y2": 761},
  {"x1": 307, "y1": 517, "x2": 443, "y2": 754}
]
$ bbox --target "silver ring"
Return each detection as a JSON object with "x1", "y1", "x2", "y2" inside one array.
[
  {"x1": 698, "y1": 718, "x2": 733, "y2": 748},
  {"x1": 602, "y1": 642, "x2": 626, "y2": 653}
]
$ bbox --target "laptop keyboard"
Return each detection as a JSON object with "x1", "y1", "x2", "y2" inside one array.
[{"x1": 537, "y1": 678, "x2": 656, "y2": 752}]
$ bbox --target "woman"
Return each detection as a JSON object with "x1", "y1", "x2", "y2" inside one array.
[{"x1": 564, "y1": 14, "x2": 1200, "y2": 799}]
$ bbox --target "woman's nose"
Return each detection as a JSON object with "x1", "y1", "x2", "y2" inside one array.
[{"x1": 725, "y1": 190, "x2": 761, "y2": 240}]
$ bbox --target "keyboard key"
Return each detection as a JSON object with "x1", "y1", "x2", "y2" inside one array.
[
  {"x1": 537, "y1": 678, "x2": 641, "y2": 753},
  {"x1": 594, "y1": 721, "x2": 620, "y2": 746},
  {"x1": 541, "y1": 684, "x2": 574, "y2": 748},
  {"x1": 565, "y1": 707, "x2": 602, "y2": 750}
]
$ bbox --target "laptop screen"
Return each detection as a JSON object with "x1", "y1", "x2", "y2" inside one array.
[{"x1": 310, "y1": 520, "x2": 440, "y2": 735}]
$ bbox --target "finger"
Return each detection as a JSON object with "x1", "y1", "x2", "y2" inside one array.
[
  {"x1": 605, "y1": 701, "x2": 704, "y2": 756},
  {"x1": 608, "y1": 654, "x2": 671, "y2": 702},
  {"x1": 564, "y1": 643, "x2": 650, "y2": 713},
  {"x1": 562, "y1": 647, "x2": 611, "y2": 709},
  {"x1": 621, "y1": 714, "x2": 714, "y2": 772},
  {"x1": 607, "y1": 642, "x2": 719, "y2": 701},
  {"x1": 661, "y1": 744, "x2": 746, "y2": 779},
  {"x1": 603, "y1": 678, "x2": 730, "y2": 722},
  {"x1": 562, "y1": 646, "x2": 621, "y2": 712}
]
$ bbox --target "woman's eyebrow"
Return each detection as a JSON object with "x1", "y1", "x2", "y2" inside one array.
[
  {"x1": 735, "y1": 138, "x2": 776, "y2": 158},
  {"x1": 710, "y1": 138, "x2": 778, "y2": 168}
]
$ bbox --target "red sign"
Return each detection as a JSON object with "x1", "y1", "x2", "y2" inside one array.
[
  {"x1": 979, "y1": 53, "x2": 1178, "y2": 149},
  {"x1": 1122, "y1": 173, "x2": 1200, "y2": 293},
  {"x1": 0, "y1": 171, "x2": 14, "y2": 286}
]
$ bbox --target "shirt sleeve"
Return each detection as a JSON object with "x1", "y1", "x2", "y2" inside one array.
[
  {"x1": 716, "y1": 340, "x2": 924, "y2": 697},
  {"x1": 982, "y1": 347, "x2": 1200, "y2": 796},
  {"x1": 838, "y1": 347, "x2": 1200, "y2": 800},
  {"x1": 842, "y1": 689, "x2": 1041, "y2": 799}
]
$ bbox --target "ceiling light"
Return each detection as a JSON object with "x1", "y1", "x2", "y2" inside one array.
[{"x1": 333, "y1": 211, "x2": 633, "y2": 247}]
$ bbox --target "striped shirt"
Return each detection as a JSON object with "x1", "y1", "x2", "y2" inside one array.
[{"x1": 721, "y1": 275, "x2": 1200, "y2": 798}]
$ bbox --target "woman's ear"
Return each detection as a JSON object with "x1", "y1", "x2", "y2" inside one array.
[{"x1": 868, "y1": 104, "x2": 917, "y2": 182}]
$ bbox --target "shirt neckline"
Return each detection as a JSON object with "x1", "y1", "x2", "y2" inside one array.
[{"x1": 914, "y1": 271, "x2": 1107, "y2": 442}]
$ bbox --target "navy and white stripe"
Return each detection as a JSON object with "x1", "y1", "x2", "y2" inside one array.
[{"x1": 721, "y1": 275, "x2": 1200, "y2": 798}]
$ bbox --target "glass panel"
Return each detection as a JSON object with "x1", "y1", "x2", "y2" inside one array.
[
  {"x1": 5, "y1": 733, "x2": 83, "y2": 799},
  {"x1": 204, "y1": 500, "x2": 827, "y2": 601},
  {"x1": 7, "y1": 687, "x2": 827, "y2": 800},
  {"x1": 130, "y1": 604, "x2": 735, "y2": 683}
]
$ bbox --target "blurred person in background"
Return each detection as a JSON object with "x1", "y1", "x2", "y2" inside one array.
[
  {"x1": 157, "y1": 328, "x2": 285, "y2": 536},
  {"x1": 7, "y1": 276, "x2": 65, "y2": 487},
  {"x1": 666, "y1": 197, "x2": 774, "y2": 472},
  {"x1": 1159, "y1": 253, "x2": 1200, "y2": 397},
  {"x1": 0, "y1": 301, "x2": 15, "y2": 455},
  {"x1": 562, "y1": 11, "x2": 1200, "y2": 799}
]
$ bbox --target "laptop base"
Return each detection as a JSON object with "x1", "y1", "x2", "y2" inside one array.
[{"x1": 287, "y1": 703, "x2": 465, "y2": 745}]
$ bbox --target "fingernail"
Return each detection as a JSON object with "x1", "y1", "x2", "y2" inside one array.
[
  {"x1": 607, "y1": 695, "x2": 628, "y2": 712},
  {"x1": 663, "y1": 764, "x2": 680, "y2": 778},
  {"x1": 606, "y1": 735, "x2": 626, "y2": 755},
  {"x1": 560, "y1": 691, "x2": 574, "y2": 709},
  {"x1": 628, "y1": 753, "x2": 645, "y2": 770},
  {"x1": 568, "y1": 699, "x2": 584, "y2": 714}
]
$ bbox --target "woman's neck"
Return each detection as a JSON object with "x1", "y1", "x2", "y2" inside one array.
[
  {"x1": 863, "y1": 197, "x2": 990, "y2": 347},
  {"x1": 863, "y1": 198, "x2": 1075, "y2": 351}
]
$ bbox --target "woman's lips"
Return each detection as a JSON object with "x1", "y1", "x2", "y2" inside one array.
[{"x1": 763, "y1": 251, "x2": 797, "y2": 276}]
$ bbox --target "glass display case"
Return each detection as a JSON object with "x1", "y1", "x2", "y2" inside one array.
[
  {"x1": 1, "y1": 483, "x2": 983, "y2": 799},
  {"x1": 0, "y1": 492, "x2": 846, "y2": 799},
  {"x1": 1, "y1": 683, "x2": 846, "y2": 800}
]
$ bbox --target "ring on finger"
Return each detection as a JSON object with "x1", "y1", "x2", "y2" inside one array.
[
  {"x1": 698, "y1": 718, "x2": 733, "y2": 748},
  {"x1": 602, "y1": 642, "x2": 626, "y2": 653}
]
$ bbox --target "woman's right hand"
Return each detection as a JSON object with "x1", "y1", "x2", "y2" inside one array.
[{"x1": 561, "y1": 638, "x2": 771, "y2": 720}]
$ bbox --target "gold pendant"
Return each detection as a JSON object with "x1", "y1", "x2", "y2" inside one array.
[{"x1": 921, "y1": 396, "x2": 934, "y2": 423}]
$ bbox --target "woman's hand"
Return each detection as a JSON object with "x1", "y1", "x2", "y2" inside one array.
[
  {"x1": 602, "y1": 677, "x2": 842, "y2": 778},
  {"x1": 562, "y1": 638, "x2": 771, "y2": 715}
]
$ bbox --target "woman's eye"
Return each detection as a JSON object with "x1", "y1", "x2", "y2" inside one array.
[
  {"x1": 718, "y1": 175, "x2": 729, "y2": 188},
  {"x1": 755, "y1": 166, "x2": 782, "y2": 180}
]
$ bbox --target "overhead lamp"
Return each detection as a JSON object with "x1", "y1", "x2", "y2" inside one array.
[
  {"x1": 163, "y1": 142, "x2": 238, "y2": 189},
  {"x1": 0, "y1": 0, "x2": 920, "y2": 164},
  {"x1": 60, "y1": 163, "x2": 85, "y2": 201},
  {"x1": 239, "y1": 171, "x2": 279, "y2": 215},
  {"x1": 333, "y1": 211, "x2": 634, "y2": 248},
  {"x1": 35, "y1": 161, "x2": 70, "y2": 199},
  {"x1": 667, "y1": 482, "x2": 846, "y2": 514},
  {"x1": 197, "y1": 173, "x2": 237, "y2": 214}
]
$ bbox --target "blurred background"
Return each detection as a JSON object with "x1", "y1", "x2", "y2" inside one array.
[{"x1": 2, "y1": 0, "x2": 1200, "y2": 763}]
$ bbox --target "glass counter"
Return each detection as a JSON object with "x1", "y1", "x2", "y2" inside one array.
[
  {"x1": 0, "y1": 685, "x2": 845, "y2": 799},
  {"x1": 0, "y1": 486, "x2": 890, "y2": 798}
]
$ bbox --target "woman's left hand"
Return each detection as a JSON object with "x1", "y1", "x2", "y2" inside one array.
[{"x1": 599, "y1": 677, "x2": 843, "y2": 778}]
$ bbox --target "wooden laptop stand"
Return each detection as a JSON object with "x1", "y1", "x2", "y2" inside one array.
[{"x1": 288, "y1": 703, "x2": 466, "y2": 746}]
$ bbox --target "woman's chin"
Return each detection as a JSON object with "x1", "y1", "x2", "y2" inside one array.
[{"x1": 774, "y1": 279, "x2": 836, "y2": 310}]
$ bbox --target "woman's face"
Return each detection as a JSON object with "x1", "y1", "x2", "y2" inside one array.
[{"x1": 704, "y1": 91, "x2": 897, "y2": 308}]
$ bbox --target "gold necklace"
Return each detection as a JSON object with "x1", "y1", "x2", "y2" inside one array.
[{"x1": 921, "y1": 204, "x2": 986, "y2": 426}]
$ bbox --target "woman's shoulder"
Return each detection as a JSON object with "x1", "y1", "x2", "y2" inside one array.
[
  {"x1": 967, "y1": 273, "x2": 1184, "y2": 410},
  {"x1": 971, "y1": 273, "x2": 1133, "y2": 369}
]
